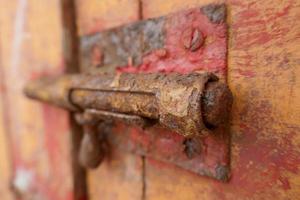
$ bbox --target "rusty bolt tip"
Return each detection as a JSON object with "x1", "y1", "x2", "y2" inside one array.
[{"x1": 202, "y1": 81, "x2": 233, "y2": 129}]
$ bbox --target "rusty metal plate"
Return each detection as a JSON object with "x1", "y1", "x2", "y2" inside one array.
[
  {"x1": 108, "y1": 123, "x2": 230, "y2": 181},
  {"x1": 80, "y1": 3, "x2": 229, "y2": 181},
  {"x1": 80, "y1": 4, "x2": 227, "y2": 77}
]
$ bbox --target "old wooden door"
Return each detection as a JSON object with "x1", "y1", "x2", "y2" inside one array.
[{"x1": 0, "y1": 0, "x2": 300, "y2": 200}]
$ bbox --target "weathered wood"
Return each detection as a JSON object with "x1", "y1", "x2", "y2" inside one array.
[
  {"x1": 61, "y1": 0, "x2": 88, "y2": 199},
  {"x1": 88, "y1": 149, "x2": 144, "y2": 200},
  {"x1": 0, "y1": 91, "x2": 13, "y2": 199},
  {"x1": 1, "y1": 0, "x2": 297, "y2": 199},
  {"x1": 143, "y1": 0, "x2": 300, "y2": 199},
  {"x1": 75, "y1": 0, "x2": 140, "y2": 35},
  {"x1": 75, "y1": 0, "x2": 144, "y2": 199},
  {"x1": 0, "y1": 0, "x2": 73, "y2": 199}
]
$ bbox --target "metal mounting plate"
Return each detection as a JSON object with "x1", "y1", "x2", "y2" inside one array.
[{"x1": 79, "y1": 3, "x2": 229, "y2": 181}]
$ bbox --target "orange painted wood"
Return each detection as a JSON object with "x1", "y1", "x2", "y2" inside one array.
[
  {"x1": 142, "y1": 0, "x2": 300, "y2": 199},
  {"x1": 142, "y1": 0, "x2": 221, "y2": 18},
  {"x1": 88, "y1": 149, "x2": 144, "y2": 200},
  {"x1": 0, "y1": 96, "x2": 13, "y2": 199},
  {"x1": 75, "y1": 0, "x2": 140, "y2": 35},
  {"x1": 0, "y1": 0, "x2": 73, "y2": 199}
]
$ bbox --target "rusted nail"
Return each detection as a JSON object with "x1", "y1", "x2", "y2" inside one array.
[
  {"x1": 91, "y1": 44, "x2": 103, "y2": 67},
  {"x1": 154, "y1": 48, "x2": 168, "y2": 58},
  {"x1": 183, "y1": 137, "x2": 202, "y2": 159},
  {"x1": 182, "y1": 28, "x2": 204, "y2": 52}
]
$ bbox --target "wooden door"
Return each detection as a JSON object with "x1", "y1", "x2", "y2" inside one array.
[{"x1": 0, "y1": 0, "x2": 300, "y2": 200}]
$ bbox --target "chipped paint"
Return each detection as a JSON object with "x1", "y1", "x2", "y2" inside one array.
[{"x1": 12, "y1": 167, "x2": 34, "y2": 194}]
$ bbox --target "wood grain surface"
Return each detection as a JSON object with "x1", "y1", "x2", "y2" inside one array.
[
  {"x1": 0, "y1": 0, "x2": 73, "y2": 199},
  {"x1": 77, "y1": 0, "x2": 300, "y2": 199}
]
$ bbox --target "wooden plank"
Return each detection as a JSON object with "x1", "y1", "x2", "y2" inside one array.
[
  {"x1": 145, "y1": 158, "x2": 217, "y2": 200},
  {"x1": 88, "y1": 149, "x2": 144, "y2": 200},
  {"x1": 0, "y1": 0, "x2": 73, "y2": 199},
  {"x1": 75, "y1": 0, "x2": 140, "y2": 35},
  {"x1": 143, "y1": 0, "x2": 300, "y2": 199},
  {"x1": 142, "y1": 0, "x2": 222, "y2": 18},
  {"x1": 61, "y1": 0, "x2": 88, "y2": 199},
  {"x1": 0, "y1": 89, "x2": 13, "y2": 199},
  {"x1": 75, "y1": 0, "x2": 144, "y2": 199}
]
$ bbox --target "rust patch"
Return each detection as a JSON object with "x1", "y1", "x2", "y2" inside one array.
[
  {"x1": 108, "y1": 122, "x2": 230, "y2": 181},
  {"x1": 80, "y1": 17, "x2": 165, "y2": 73}
]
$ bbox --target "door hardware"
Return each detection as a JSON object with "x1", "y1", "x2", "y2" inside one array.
[
  {"x1": 25, "y1": 72, "x2": 232, "y2": 168},
  {"x1": 25, "y1": 72, "x2": 232, "y2": 137},
  {"x1": 23, "y1": 3, "x2": 231, "y2": 181}
]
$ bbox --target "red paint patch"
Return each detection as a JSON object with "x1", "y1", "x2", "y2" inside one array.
[
  {"x1": 118, "y1": 8, "x2": 227, "y2": 78},
  {"x1": 111, "y1": 6, "x2": 229, "y2": 181},
  {"x1": 230, "y1": 91, "x2": 300, "y2": 195}
]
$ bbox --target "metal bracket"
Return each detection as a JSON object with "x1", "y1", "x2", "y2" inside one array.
[{"x1": 24, "y1": 3, "x2": 230, "y2": 181}]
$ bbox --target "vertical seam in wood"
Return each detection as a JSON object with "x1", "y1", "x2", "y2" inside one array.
[
  {"x1": 225, "y1": 5, "x2": 229, "y2": 83},
  {"x1": 138, "y1": 0, "x2": 143, "y2": 20},
  {"x1": 60, "y1": 0, "x2": 89, "y2": 199},
  {"x1": 141, "y1": 155, "x2": 146, "y2": 200},
  {"x1": 0, "y1": 31, "x2": 15, "y2": 197},
  {"x1": 139, "y1": 1, "x2": 146, "y2": 199}
]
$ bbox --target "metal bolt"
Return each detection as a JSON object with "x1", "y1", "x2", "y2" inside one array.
[
  {"x1": 182, "y1": 28, "x2": 204, "y2": 52},
  {"x1": 25, "y1": 73, "x2": 232, "y2": 137}
]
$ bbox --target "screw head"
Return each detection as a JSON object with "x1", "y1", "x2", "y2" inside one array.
[{"x1": 182, "y1": 28, "x2": 204, "y2": 52}]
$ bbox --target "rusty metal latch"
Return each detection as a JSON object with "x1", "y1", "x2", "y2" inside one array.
[
  {"x1": 24, "y1": 72, "x2": 232, "y2": 168},
  {"x1": 23, "y1": 3, "x2": 232, "y2": 181}
]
